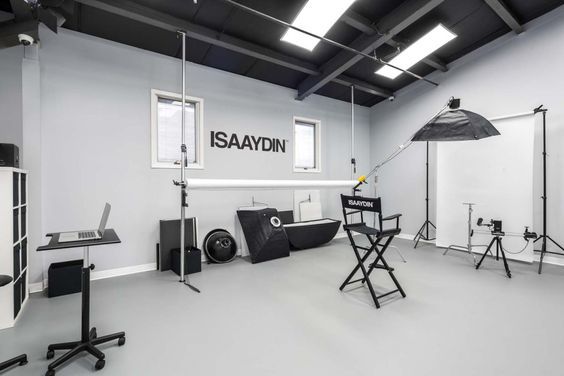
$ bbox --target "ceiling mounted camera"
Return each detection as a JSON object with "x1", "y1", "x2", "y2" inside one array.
[{"x1": 18, "y1": 34, "x2": 35, "y2": 46}]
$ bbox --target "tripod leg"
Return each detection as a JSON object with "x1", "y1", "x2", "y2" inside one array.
[
  {"x1": 476, "y1": 238, "x2": 495, "y2": 270},
  {"x1": 547, "y1": 235, "x2": 564, "y2": 252},
  {"x1": 413, "y1": 222, "x2": 426, "y2": 248},
  {"x1": 499, "y1": 239, "x2": 511, "y2": 278},
  {"x1": 538, "y1": 236, "x2": 547, "y2": 275}
]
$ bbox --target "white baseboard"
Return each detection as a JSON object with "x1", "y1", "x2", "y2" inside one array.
[
  {"x1": 534, "y1": 254, "x2": 564, "y2": 267},
  {"x1": 29, "y1": 282, "x2": 44, "y2": 294},
  {"x1": 29, "y1": 262, "x2": 157, "y2": 294},
  {"x1": 334, "y1": 232, "x2": 348, "y2": 240}
]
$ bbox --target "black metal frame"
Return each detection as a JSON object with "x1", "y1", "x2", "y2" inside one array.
[
  {"x1": 413, "y1": 141, "x2": 436, "y2": 248},
  {"x1": 475, "y1": 234, "x2": 512, "y2": 278},
  {"x1": 339, "y1": 195, "x2": 406, "y2": 309},
  {"x1": 0, "y1": 354, "x2": 27, "y2": 372},
  {"x1": 44, "y1": 262, "x2": 125, "y2": 376},
  {"x1": 533, "y1": 106, "x2": 564, "y2": 274}
]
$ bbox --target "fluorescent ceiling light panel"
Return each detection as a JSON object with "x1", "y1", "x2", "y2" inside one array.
[
  {"x1": 281, "y1": 0, "x2": 356, "y2": 51},
  {"x1": 376, "y1": 24, "x2": 457, "y2": 79}
]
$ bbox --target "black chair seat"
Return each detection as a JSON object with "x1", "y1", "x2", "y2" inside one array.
[
  {"x1": 0, "y1": 275, "x2": 13, "y2": 288},
  {"x1": 343, "y1": 223, "x2": 401, "y2": 237}
]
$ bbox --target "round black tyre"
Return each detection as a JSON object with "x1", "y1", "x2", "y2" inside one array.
[
  {"x1": 46, "y1": 350, "x2": 55, "y2": 360},
  {"x1": 118, "y1": 337, "x2": 126, "y2": 346},
  {"x1": 46, "y1": 369, "x2": 55, "y2": 376},
  {"x1": 95, "y1": 359, "x2": 105, "y2": 370},
  {"x1": 203, "y1": 229, "x2": 237, "y2": 264}
]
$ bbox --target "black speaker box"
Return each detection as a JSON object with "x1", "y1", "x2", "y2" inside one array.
[
  {"x1": 48, "y1": 260, "x2": 83, "y2": 298},
  {"x1": 0, "y1": 144, "x2": 19, "y2": 168},
  {"x1": 171, "y1": 247, "x2": 202, "y2": 276}
]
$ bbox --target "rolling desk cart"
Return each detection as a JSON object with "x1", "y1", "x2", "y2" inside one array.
[{"x1": 37, "y1": 229, "x2": 125, "y2": 376}]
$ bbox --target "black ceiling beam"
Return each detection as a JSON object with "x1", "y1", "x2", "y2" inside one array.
[
  {"x1": 341, "y1": 10, "x2": 448, "y2": 72},
  {"x1": 335, "y1": 75, "x2": 393, "y2": 98},
  {"x1": 296, "y1": 0, "x2": 445, "y2": 100},
  {"x1": 9, "y1": 0, "x2": 33, "y2": 21},
  {"x1": 483, "y1": 0, "x2": 523, "y2": 34},
  {"x1": 74, "y1": 0, "x2": 393, "y2": 98},
  {"x1": 0, "y1": 10, "x2": 15, "y2": 23}
]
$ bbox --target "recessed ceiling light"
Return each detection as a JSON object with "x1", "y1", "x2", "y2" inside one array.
[
  {"x1": 281, "y1": 0, "x2": 356, "y2": 51},
  {"x1": 376, "y1": 24, "x2": 456, "y2": 79}
]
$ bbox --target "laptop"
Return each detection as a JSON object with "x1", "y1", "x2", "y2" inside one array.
[{"x1": 58, "y1": 203, "x2": 111, "y2": 243}]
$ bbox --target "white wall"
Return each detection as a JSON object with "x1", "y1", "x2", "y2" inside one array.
[
  {"x1": 32, "y1": 27, "x2": 370, "y2": 284},
  {"x1": 0, "y1": 46, "x2": 23, "y2": 150},
  {"x1": 369, "y1": 6, "x2": 564, "y2": 262}
]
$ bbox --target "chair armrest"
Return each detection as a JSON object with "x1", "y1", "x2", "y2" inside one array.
[{"x1": 382, "y1": 214, "x2": 402, "y2": 221}]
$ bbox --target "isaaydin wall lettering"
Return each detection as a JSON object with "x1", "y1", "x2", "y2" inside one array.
[{"x1": 210, "y1": 131, "x2": 287, "y2": 153}]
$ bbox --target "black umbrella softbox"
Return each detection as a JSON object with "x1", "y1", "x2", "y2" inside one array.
[
  {"x1": 237, "y1": 208, "x2": 290, "y2": 264},
  {"x1": 411, "y1": 109, "x2": 500, "y2": 142}
]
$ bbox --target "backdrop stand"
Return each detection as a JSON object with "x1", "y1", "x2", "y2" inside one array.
[
  {"x1": 533, "y1": 106, "x2": 564, "y2": 274},
  {"x1": 413, "y1": 142, "x2": 436, "y2": 248}
]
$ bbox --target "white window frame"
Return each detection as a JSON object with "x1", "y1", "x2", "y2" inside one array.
[
  {"x1": 293, "y1": 116, "x2": 321, "y2": 173},
  {"x1": 151, "y1": 89, "x2": 204, "y2": 169}
]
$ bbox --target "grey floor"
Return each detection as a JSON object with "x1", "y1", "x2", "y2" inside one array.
[{"x1": 2, "y1": 238, "x2": 564, "y2": 376}]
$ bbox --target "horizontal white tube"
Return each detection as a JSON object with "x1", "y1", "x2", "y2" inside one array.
[
  {"x1": 186, "y1": 179, "x2": 357, "y2": 190},
  {"x1": 489, "y1": 111, "x2": 534, "y2": 122}
]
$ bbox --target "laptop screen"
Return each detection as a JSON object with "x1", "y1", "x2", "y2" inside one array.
[{"x1": 98, "y1": 203, "x2": 111, "y2": 235}]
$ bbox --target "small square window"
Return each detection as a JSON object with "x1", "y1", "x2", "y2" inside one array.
[
  {"x1": 294, "y1": 117, "x2": 321, "y2": 173},
  {"x1": 151, "y1": 89, "x2": 204, "y2": 169}
]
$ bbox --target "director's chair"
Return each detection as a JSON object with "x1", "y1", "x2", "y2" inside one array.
[{"x1": 339, "y1": 195, "x2": 406, "y2": 309}]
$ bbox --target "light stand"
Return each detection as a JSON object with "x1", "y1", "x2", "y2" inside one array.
[
  {"x1": 443, "y1": 203, "x2": 479, "y2": 265},
  {"x1": 173, "y1": 31, "x2": 200, "y2": 293},
  {"x1": 413, "y1": 141, "x2": 436, "y2": 248},
  {"x1": 533, "y1": 106, "x2": 564, "y2": 274}
]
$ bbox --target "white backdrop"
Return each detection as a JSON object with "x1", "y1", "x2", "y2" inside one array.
[{"x1": 436, "y1": 114, "x2": 536, "y2": 262}]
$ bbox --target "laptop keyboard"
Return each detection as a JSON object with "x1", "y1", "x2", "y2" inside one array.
[{"x1": 79, "y1": 231, "x2": 96, "y2": 239}]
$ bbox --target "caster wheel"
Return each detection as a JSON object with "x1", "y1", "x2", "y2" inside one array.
[
  {"x1": 95, "y1": 359, "x2": 105, "y2": 370},
  {"x1": 46, "y1": 350, "x2": 55, "y2": 359},
  {"x1": 46, "y1": 369, "x2": 56, "y2": 376},
  {"x1": 20, "y1": 360, "x2": 28, "y2": 366},
  {"x1": 118, "y1": 337, "x2": 126, "y2": 346},
  {"x1": 92, "y1": 330, "x2": 97, "y2": 339}
]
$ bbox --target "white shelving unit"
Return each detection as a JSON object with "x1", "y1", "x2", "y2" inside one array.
[{"x1": 0, "y1": 167, "x2": 29, "y2": 330}]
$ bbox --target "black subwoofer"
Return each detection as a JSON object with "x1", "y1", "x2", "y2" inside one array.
[{"x1": 203, "y1": 229, "x2": 238, "y2": 264}]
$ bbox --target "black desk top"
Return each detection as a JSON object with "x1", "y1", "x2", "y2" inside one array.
[{"x1": 37, "y1": 229, "x2": 121, "y2": 252}]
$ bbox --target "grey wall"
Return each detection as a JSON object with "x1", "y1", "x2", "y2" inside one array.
[
  {"x1": 0, "y1": 46, "x2": 23, "y2": 150},
  {"x1": 34, "y1": 27, "x2": 370, "y2": 282},
  {"x1": 369, "y1": 6, "x2": 564, "y2": 262}
]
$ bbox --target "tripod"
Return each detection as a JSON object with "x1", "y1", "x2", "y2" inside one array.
[
  {"x1": 476, "y1": 232, "x2": 511, "y2": 278},
  {"x1": 533, "y1": 106, "x2": 564, "y2": 274},
  {"x1": 414, "y1": 142, "x2": 436, "y2": 248}
]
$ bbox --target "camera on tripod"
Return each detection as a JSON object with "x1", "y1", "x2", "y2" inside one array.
[{"x1": 477, "y1": 218, "x2": 504, "y2": 235}]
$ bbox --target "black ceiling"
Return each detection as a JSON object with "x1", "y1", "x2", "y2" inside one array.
[{"x1": 2, "y1": 0, "x2": 563, "y2": 106}]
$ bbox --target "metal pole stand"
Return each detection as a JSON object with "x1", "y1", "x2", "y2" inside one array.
[
  {"x1": 174, "y1": 30, "x2": 200, "y2": 294},
  {"x1": 414, "y1": 142, "x2": 436, "y2": 248},
  {"x1": 475, "y1": 234, "x2": 512, "y2": 278},
  {"x1": 443, "y1": 203, "x2": 489, "y2": 265},
  {"x1": 532, "y1": 106, "x2": 564, "y2": 274}
]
